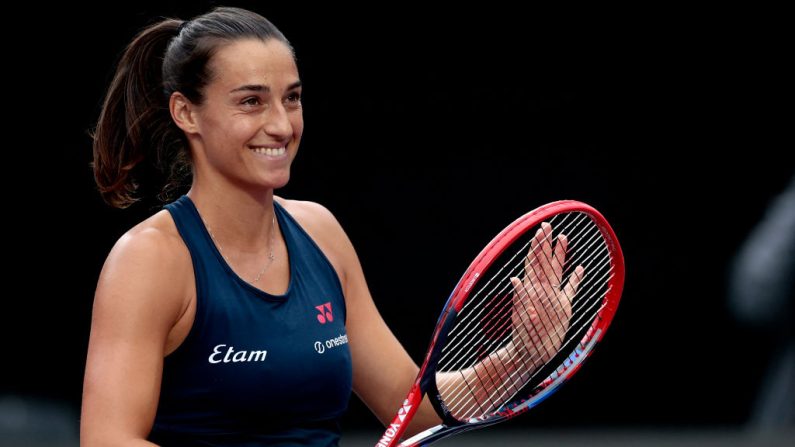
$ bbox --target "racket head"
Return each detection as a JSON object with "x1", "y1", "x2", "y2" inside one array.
[{"x1": 405, "y1": 200, "x2": 624, "y2": 445}]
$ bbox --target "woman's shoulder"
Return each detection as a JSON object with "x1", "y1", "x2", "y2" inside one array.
[
  {"x1": 275, "y1": 197, "x2": 355, "y2": 277},
  {"x1": 275, "y1": 196, "x2": 343, "y2": 235},
  {"x1": 104, "y1": 209, "x2": 190, "y2": 275},
  {"x1": 92, "y1": 209, "x2": 193, "y2": 348}
]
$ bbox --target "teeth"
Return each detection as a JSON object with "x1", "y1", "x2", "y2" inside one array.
[{"x1": 251, "y1": 147, "x2": 286, "y2": 156}]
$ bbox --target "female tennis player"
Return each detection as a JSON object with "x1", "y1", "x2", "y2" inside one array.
[{"x1": 80, "y1": 7, "x2": 575, "y2": 446}]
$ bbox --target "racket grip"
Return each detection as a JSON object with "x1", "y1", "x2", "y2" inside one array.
[{"x1": 375, "y1": 386, "x2": 422, "y2": 447}]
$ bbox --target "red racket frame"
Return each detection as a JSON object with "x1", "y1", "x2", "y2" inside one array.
[{"x1": 375, "y1": 200, "x2": 625, "y2": 447}]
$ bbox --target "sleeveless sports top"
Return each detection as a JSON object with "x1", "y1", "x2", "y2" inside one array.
[{"x1": 150, "y1": 195, "x2": 352, "y2": 446}]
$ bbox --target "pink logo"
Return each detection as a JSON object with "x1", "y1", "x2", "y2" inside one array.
[{"x1": 315, "y1": 302, "x2": 333, "y2": 324}]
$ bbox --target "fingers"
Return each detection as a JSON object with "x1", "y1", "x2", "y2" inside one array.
[
  {"x1": 552, "y1": 234, "x2": 568, "y2": 284},
  {"x1": 526, "y1": 222, "x2": 573, "y2": 295},
  {"x1": 510, "y1": 276, "x2": 522, "y2": 296},
  {"x1": 563, "y1": 265, "x2": 585, "y2": 300},
  {"x1": 510, "y1": 277, "x2": 535, "y2": 317},
  {"x1": 516, "y1": 223, "x2": 580, "y2": 344},
  {"x1": 525, "y1": 223, "x2": 549, "y2": 274},
  {"x1": 526, "y1": 222, "x2": 554, "y2": 284},
  {"x1": 537, "y1": 223, "x2": 557, "y2": 285}
]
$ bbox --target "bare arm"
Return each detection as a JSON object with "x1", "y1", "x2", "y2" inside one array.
[
  {"x1": 81, "y1": 223, "x2": 191, "y2": 447},
  {"x1": 343, "y1": 248, "x2": 442, "y2": 436}
]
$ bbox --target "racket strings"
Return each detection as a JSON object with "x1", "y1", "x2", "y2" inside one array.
[
  {"x1": 443, "y1": 256, "x2": 613, "y2": 420},
  {"x1": 443, "y1": 239, "x2": 613, "y2": 419},
  {"x1": 445, "y1": 299, "x2": 610, "y2": 422},
  {"x1": 442, "y1": 259, "x2": 613, "y2": 419},
  {"x1": 446, "y1": 214, "x2": 605, "y2": 373},
  {"x1": 511, "y1": 213, "x2": 580, "y2": 360},
  {"x1": 436, "y1": 213, "x2": 587, "y2": 369},
  {"x1": 435, "y1": 213, "x2": 593, "y2": 379},
  {"x1": 435, "y1": 212, "x2": 614, "y2": 420},
  {"x1": 437, "y1": 213, "x2": 592, "y2": 371},
  {"x1": 444, "y1": 254, "x2": 613, "y2": 420},
  {"x1": 436, "y1": 245, "x2": 578, "y2": 402},
  {"x1": 436, "y1": 213, "x2": 586, "y2": 382},
  {"x1": 494, "y1": 266, "x2": 612, "y2": 388}
]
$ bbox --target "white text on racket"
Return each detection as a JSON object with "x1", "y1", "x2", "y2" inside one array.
[
  {"x1": 376, "y1": 400, "x2": 411, "y2": 446},
  {"x1": 463, "y1": 272, "x2": 480, "y2": 293},
  {"x1": 376, "y1": 422, "x2": 402, "y2": 447}
]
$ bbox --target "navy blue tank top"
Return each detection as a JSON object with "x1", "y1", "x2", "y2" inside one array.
[{"x1": 150, "y1": 196, "x2": 352, "y2": 446}]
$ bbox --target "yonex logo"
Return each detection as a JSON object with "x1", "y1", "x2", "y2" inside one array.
[
  {"x1": 376, "y1": 422, "x2": 402, "y2": 447},
  {"x1": 315, "y1": 302, "x2": 333, "y2": 324},
  {"x1": 397, "y1": 400, "x2": 412, "y2": 422},
  {"x1": 376, "y1": 400, "x2": 413, "y2": 446}
]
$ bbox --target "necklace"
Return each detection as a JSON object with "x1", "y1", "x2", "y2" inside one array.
[{"x1": 203, "y1": 212, "x2": 277, "y2": 284}]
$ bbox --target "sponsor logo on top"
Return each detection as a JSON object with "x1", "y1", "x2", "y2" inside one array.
[{"x1": 315, "y1": 302, "x2": 333, "y2": 324}]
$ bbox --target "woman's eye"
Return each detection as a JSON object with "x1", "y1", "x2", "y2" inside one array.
[
  {"x1": 242, "y1": 97, "x2": 261, "y2": 106},
  {"x1": 286, "y1": 92, "x2": 302, "y2": 103}
]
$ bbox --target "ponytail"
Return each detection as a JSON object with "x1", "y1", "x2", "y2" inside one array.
[{"x1": 92, "y1": 19, "x2": 188, "y2": 208}]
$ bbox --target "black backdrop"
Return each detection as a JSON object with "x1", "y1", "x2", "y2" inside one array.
[{"x1": 5, "y1": 1, "x2": 790, "y2": 432}]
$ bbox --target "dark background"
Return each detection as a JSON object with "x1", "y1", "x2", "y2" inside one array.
[{"x1": 4, "y1": 0, "x2": 790, "y2": 436}]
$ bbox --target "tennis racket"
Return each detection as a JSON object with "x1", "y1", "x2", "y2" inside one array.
[{"x1": 375, "y1": 200, "x2": 624, "y2": 446}]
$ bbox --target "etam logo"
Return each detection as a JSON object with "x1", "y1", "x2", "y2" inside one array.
[
  {"x1": 208, "y1": 344, "x2": 267, "y2": 364},
  {"x1": 315, "y1": 302, "x2": 333, "y2": 324}
]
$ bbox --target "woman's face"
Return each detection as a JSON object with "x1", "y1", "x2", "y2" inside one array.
[{"x1": 191, "y1": 38, "x2": 303, "y2": 190}]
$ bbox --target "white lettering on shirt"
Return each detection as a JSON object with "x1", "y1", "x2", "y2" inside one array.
[{"x1": 208, "y1": 344, "x2": 268, "y2": 364}]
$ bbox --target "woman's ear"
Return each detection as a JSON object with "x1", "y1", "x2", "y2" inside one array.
[{"x1": 170, "y1": 92, "x2": 199, "y2": 135}]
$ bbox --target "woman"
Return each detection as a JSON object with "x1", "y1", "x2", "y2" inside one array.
[{"x1": 81, "y1": 6, "x2": 571, "y2": 446}]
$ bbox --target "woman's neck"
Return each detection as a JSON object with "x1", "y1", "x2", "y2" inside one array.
[{"x1": 186, "y1": 182, "x2": 277, "y2": 253}]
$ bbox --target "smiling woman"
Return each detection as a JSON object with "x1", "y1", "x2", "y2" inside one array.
[
  {"x1": 81, "y1": 6, "x2": 444, "y2": 447},
  {"x1": 174, "y1": 38, "x2": 304, "y2": 193},
  {"x1": 80, "y1": 5, "x2": 586, "y2": 447}
]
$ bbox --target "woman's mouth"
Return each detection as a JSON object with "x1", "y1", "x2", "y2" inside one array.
[{"x1": 249, "y1": 146, "x2": 286, "y2": 157}]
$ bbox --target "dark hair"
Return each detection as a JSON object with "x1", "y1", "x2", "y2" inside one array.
[{"x1": 91, "y1": 7, "x2": 292, "y2": 208}]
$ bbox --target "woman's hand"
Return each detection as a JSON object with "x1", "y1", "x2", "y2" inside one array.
[{"x1": 509, "y1": 222, "x2": 584, "y2": 370}]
